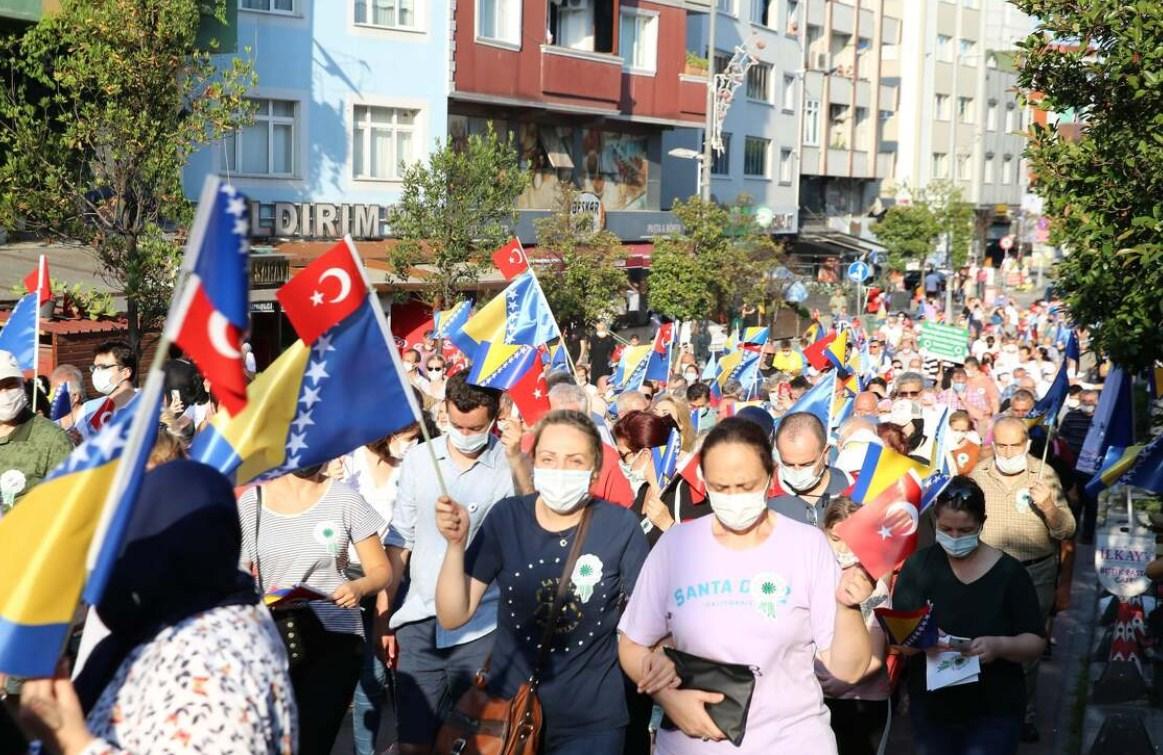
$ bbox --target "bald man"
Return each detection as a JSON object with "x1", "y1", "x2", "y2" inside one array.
[
  {"x1": 971, "y1": 416, "x2": 1074, "y2": 740},
  {"x1": 853, "y1": 391, "x2": 880, "y2": 418},
  {"x1": 768, "y1": 412, "x2": 851, "y2": 527}
]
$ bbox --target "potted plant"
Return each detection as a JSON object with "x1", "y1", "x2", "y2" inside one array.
[{"x1": 684, "y1": 51, "x2": 709, "y2": 77}]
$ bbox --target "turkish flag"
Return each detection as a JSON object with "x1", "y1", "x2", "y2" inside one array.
[
  {"x1": 278, "y1": 239, "x2": 368, "y2": 344},
  {"x1": 173, "y1": 282, "x2": 248, "y2": 415},
  {"x1": 492, "y1": 238, "x2": 528, "y2": 280},
  {"x1": 509, "y1": 349, "x2": 550, "y2": 424},
  {"x1": 23, "y1": 257, "x2": 51, "y2": 305},
  {"x1": 678, "y1": 452, "x2": 705, "y2": 501},
  {"x1": 835, "y1": 471, "x2": 923, "y2": 580},
  {"x1": 802, "y1": 330, "x2": 838, "y2": 371},
  {"x1": 390, "y1": 299, "x2": 435, "y2": 355},
  {"x1": 653, "y1": 322, "x2": 673, "y2": 355},
  {"x1": 88, "y1": 397, "x2": 115, "y2": 431}
]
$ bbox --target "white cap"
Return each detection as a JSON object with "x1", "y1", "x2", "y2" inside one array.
[
  {"x1": 0, "y1": 351, "x2": 23, "y2": 382},
  {"x1": 887, "y1": 399, "x2": 923, "y2": 427}
]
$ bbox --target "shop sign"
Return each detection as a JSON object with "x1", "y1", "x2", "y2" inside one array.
[
  {"x1": 247, "y1": 201, "x2": 388, "y2": 240},
  {"x1": 570, "y1": 192, "x2": 605, "y2": 232}
]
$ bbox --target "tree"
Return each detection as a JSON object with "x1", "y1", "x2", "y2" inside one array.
[
  {"x1": 388, "y1": 126, "x2": 529, "y2": 308},
  {"x1": 533, "y1": 184, "x2": 626, "y2": 333},
  {"x1": 873, "y1": 204, "x2": 941, "y2": 273},
  {"x1": 925, "y1": 180, "x2": 974, "y2": 268},
  {"x1": 0, "y1": 0, "x2": 255, "y2": 351},
  {"x1": 648, "y1": 197, "x2": 781, "y2": 322},
  {"x1": 1014, "y1": 0, "x2": 1163, "y2": 370}
]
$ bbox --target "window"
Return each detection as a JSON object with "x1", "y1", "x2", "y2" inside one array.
[
  {"x1": 751, "y1": 0, "x2": 772, "y2": 26},
  {"x1": 355, "y1": 0, "x2": 415, "y2": 28},
  {"x1": 958, "y1": 38, "x2": 975, "y2": 59},
  {"x1": 956, "y1": 153, "x2": 971, "y2": 180},
  {"x1": 620, "y1": 10, "x2": 658, "y2": 73},
  {"x1": 854, "y1": 107, "x2": 869, "y2": 148},
  {"x1": 803, "y1": 98, "x2": 820, "y2": 145},
  {"x1": 987, "y1": 100, "x2": 998, "y2": 130},
  {"x1": 936, "y1": 34, "x2": 952, "y2": 62},
  {"x1": 746, "y1": 63, "x2": 772, "y2": 102},
  {"x1": 781, "y1": 74, "x2": 796, "y2": 111},
  {"x1": 225, "y1": 98, "x2": 296, "y2": 176},
  {"x1": 934, "y1": 93, "x2": 950, "y2": 120},
  {"x1": 352, "y1": 105, "x2": 417, "y2": 180},
  {"x1": 744, "y1": 136, "x2": 770, "y2": 177},
  {"x1": 713, "y1": 51, "x2": 731, "y2": 75},
  {"x1": 958, "y1": 96, "x2": 974, "y2": 124},
  {"x1": 984, "y1": 155, "x2": 994, "y2": 183},
  {"x1": 1002, "y1": 155, "x2": 1013, "y2": 184},
  {"x1": 711, "y1": 134, "x2": 731, "y2": 175},
  {"x1": 1005, "y1": 103, "x2": 1016, "y2": 132},
  {"x1": 931, "y1": 152, "x2": 949, "y2": 179},
  {"x1": 717, "y1": 0, "x2": 736, "y2": 13},
  {"x1": 779, "y1": 148, "x2": 793, "y2": 183},
  {"x1": 478, "y1": 0, "x2": 520, "y2": 46},
  {"x1": 241, "y1": 0, "x2": 294, "y2": 12}
]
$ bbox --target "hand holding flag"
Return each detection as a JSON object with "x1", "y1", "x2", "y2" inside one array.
[{"x1": 836, "y1": 469, "x2": 923, "y2": 580}]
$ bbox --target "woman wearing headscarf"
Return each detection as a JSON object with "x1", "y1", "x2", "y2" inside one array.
[{"x1": 16, "y1": 460, "x2": 296, "y2": 754}]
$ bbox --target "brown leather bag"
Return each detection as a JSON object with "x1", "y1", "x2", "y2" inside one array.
[{"x1": 434, "y1": 505, "x2": 594, "y2": 755}]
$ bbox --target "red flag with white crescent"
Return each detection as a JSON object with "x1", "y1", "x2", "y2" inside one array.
[
  {"x1": 170, "y1": 281, "x2": 248, "y2": 415},
  {"x1": 834, "y1": 470, "x2": 923, "y2": 580},
  {"x1": 509, "y1": 349, "x2": 550, "y2": 425},
  {"x1": 278, "y1": 239, "x2": 369, "y2": 344},
  {"x1": 491, "y1": 238, "x2": 529, "y2": 280},
  {"x1": 88, "y1": 397, "x2": 116, "y2": 431}
]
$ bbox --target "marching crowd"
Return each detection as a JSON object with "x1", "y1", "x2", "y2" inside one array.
[{"x1": 0, "y1": 290, "x2": 1107, "y2": 755}]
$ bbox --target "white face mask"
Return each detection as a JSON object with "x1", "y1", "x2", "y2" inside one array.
[
  {"x1": 835, "y1": 549, "x2": 861, "y2": 568},
  {"x1": 994, "y1": 448, "x2": 1029, "y2": 475},
  {"x1": 684, "y1": 372, "x2": 698, "y2": 384},
  {"x1": 834, "y1": 443, "x2": 868, "y2": 475},
  {"x1": 404, "y1": 362, "x2": 418, "y2": 373},
  {"x1": 447, "y1": 421, "x2": 493, "y2": 454},
  {"x1": 948, "y1": 430, "x2": 968, "y2": 447},
  {"x1": 0, "y1": 387, "x2": 27, "y2": 422},
  {"x1": 92, "y1": 366, "x2": 121, "y2": 396},
  {"x1": 389, "y1": 437, "x2": 418, "y2": 460},
  {"x1": 534, "y1": 467, "x2": 593, "y2": 514},
  {"x1": 780, "y1": 459, "x2": 824, "y2": 493},
  {"x1": 707, "y1": 485, "x2": 769, "y2": 531},
  {"x1": 619, "y1": 452, "x2": 648, "y2": 491}
]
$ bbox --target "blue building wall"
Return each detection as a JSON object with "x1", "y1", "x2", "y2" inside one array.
[{"x1": 183, "y1": 1, "x2": 449, "y2": 235}]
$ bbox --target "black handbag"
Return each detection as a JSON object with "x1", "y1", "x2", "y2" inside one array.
[
  {"x1": 659, "y1": 647, "x2": 758, "y2": 747},
  {"x1": 253, "y1": 487, "x2": 325, "y2": 669}
]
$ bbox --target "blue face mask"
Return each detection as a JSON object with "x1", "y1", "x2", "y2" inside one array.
[
  {"x1": 952, "y1": 382, "x2": 967, "y2": 394},
  {"x1": 936, "y1": 530, "x2": 980, "y2": 559}
]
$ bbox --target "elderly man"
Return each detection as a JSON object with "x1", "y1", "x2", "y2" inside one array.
[
  {"x1": 615, "y1": 389, "x2": 649, "y2": 419},
  {"x1": 48, "y1": 363, "x2": 86, "y2": 429},
  {"x1": 972, "y1": 416, "x2": 1075, "y2": 743},
  {"x1": 768, "y1": 412, "x2": 851, "y2": 526},
  {"x1": 0, "y1": 351, "x2": 73, "y2": 509},
  {"x1": 892, "y1": 371, "x2": 926, "y2": 401},
  {"x1": 834, "y1": 416, "x2": 879, "y2": 475},
  {"x1": 853, "y1": 391, "x2": 880, "y2": 418}
]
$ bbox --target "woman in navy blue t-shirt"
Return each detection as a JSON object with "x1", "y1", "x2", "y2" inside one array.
[{"x1": 435, "y1": 410, "x2": 673, "y2": 754}]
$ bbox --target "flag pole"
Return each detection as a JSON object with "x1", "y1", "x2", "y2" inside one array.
[
  {"x1": 30, "y1": 256, "x2": 43, "y2": 416},
  {"x1": 517, "y1": 241, "x2": 579, "y2": 378},
  {"x1": 348, "y1": 236, "x2": 451, "y2": 501}
]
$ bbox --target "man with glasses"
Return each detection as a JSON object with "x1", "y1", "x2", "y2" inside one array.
[
  {"x1": 77, "y1": 340, "x2": 139, "y2": 441},
  {"x1": 971, "y1": 417, "x2": 1074, "y2": 743},
  {"x1": 892, "y1": 371, "x2": 925, "y2": 401}
]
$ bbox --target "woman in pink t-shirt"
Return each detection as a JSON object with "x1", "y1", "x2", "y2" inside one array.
[{"x1": 617, "y1": 418, "x2": 874, "y2": 753}]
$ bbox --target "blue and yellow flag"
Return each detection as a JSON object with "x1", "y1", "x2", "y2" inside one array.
[
  {"x1": 461, "y1": 273, "x2": 559, "y2": 389},
  {"x1": 435, "y1": 299, "x2": 475, "y2": 356},
  {"x1": 0, "y1": 293, "x2": 37, "y2": 370},
  {"x1": 0, "y1": 381, "x2": 162, "y2": 677},
  {"x1": 849, "y1": 441, "x2": 930, "y2": 505},
  {"x1": 612, "y1": 344, "x2": 653, "y2": 392}
]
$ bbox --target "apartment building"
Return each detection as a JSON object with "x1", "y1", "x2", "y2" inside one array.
[
  {"x1": 796, "y1": 0, "x2": 902, "y2": 246},
  {"x1": 662, "y1": 0, "x2": 803, "y2": 235}
]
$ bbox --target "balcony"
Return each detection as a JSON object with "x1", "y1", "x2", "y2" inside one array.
[
  {"x1": 540, "y1": 45, "x2": 622, "y2": 108},
  {"x1": 831, "y1": 2, "x2": 855, "y2": 34},
  {"x1": 827, "y1": 148, "x2": 849, "y2": 175},
  {"x1": 679, "y1": 75, "x2": 708, "y2": 119},
  {"x1": 879, "y1": 83, "x2": 898, "y2": 110},
  {"x1": 855, "y1": 79, "x2": 871, "y2": 108},
  {"x1": 830, "y1": 77, "x2": 853, "y2": 106},
  {"x1": 877, "y1": 151, "x2": 896, "y2": 179}
]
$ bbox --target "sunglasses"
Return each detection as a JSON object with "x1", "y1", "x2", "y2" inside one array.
[{"x1": 897, "y1": 389, "x2": 921, "y2": 398}]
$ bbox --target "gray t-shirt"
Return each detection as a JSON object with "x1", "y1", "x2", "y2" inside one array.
[
  {"x1": 239, "y1": 480, "x2": 384, "y2": 636},
  {"x1": 767, "y1": 466, "x2": 852, "y2": 528}
]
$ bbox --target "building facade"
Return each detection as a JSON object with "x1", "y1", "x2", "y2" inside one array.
[
  {"x1": 662, "y1": 0, "x2": 802, "y2": 235},
  {"x1": 797, "y1": 0, "x2": 902, "y2": 243},
  {"x1": 183, "y1": 0, "x2": 451, "y2": 242},
  {"x1": 449, "y1": 0, "x2": 705, "y2": 250}
]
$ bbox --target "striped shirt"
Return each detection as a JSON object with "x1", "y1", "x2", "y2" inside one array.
[{"x1": 239, "y1": 480, "x2": 384, "y2": 636}]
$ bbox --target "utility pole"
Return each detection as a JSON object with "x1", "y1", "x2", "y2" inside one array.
[{"x1": 702, "y1": 2, "x2": 717, "y2": 202}]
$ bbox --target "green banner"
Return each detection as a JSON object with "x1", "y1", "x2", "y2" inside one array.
[{"x1": 919, "y1": 322, "x2": 969, "y2": 363}]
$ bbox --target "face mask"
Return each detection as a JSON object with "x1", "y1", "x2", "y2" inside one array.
[
  {"x1": 707, "y1": 486, "x2": 769, "y2": 531},
  {"x1": 834, "y1": 443, "x2": 869, "y2": 475},
  {"x1": 1080, "y1": 405, "x2": 1095, "y2": 415},
  {"x1": 447, "y1": 422, "x2": 493, "y2": 454},
  {"x1": 835, "y1": 549, "x2": 861, "y2": 568},
  {"x1": 92, "y1": 366, "x2": 121, "y2": 396},
  {"x1": 620, "y1": 458, "x2": 648, "y2": 491},
  {"x1": 0, "y1": 387, "x2": 27, "y2": 422},
  {"x1": 936, "y1": 530, "x2": 980, "y2": 559},
  {"x1": 768, "y1": 392, "x2": 780, "y2": 406},
  {"x1": 948, "y1": 430, "x2": 969, "y2": 447},
  {"x1": 389, "y1": 437, "x2": 418, "y2": 460},
  {"x1": 684, "y1": 372, "x2": 698, "y2": 384},
  {"x1": 994, "y1": 450, "x2": 1028, "y2": 475},
  {"x1": 534, "y1": 467, "x2": 593, "y2": 513},
  {"x1": 952, "y1": 382, "x2": 966, "y2": 394},
  {"x1": 428, "y1": 368, "x2": 443, "y2": 377},
  {"x1": 780, "y1": 460, "x2": 824, "y2": 493},
  {"x1": 404, "y1": 362, "x2": 418, "y2": 372}
]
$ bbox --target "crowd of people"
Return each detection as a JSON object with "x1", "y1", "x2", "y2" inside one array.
[{"x1": 0, "y1": 288, "x2": 1109, "y2": 755}]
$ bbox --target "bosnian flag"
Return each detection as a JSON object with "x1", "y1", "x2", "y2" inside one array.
[{"x1": 167, "y1": 176, "x2": 251, "y2": 415}]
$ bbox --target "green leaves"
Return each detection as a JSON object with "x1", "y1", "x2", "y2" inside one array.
[
  {"x1": 387, "y1": 125, "x2": 528, "y2": 307},
  {"x1": 1012, "y1": 0, "x2": 1163, "y2": 370},
  {"x1": 873, "y1": 204, "x2": 940, "y2": 273}
]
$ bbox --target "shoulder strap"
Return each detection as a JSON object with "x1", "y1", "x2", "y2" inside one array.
[
  {"x1": 253, "y1": 486, "x2": 264, "y2": 594},
  {"x1": 530, "y1": 503, "x2": 594, "y2": 686}
]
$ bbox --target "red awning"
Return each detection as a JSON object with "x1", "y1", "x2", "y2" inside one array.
[{"x1": 623, "y1": 243, "x2": 653, "y2": 269}]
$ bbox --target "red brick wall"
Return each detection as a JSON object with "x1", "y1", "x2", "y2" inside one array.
[{"x1": 50, "y1": 331, "x2": 161, "y2": 401}]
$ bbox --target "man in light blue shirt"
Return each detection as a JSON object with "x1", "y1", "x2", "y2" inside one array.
[{"x1": 387, "y1": 374, "x2": 513, "y2": 754}]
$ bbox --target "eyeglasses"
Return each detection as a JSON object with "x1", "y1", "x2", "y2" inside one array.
[
  {"x1": 89, "y1": 364, "x2": 117, "y2": 373},
  {"x1": 937, "y1": 478, "x2": 982, "y2": 506},
  {"x1": 896, "y1": 390, "x2": 921, "y2": 398}
]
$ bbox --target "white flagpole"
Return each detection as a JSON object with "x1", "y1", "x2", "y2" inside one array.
[{"x1": 30, "y1": 255, "x2": 44, "y2": 415}]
